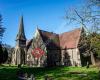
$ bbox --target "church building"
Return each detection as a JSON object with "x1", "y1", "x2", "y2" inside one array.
[{"x1": 12, "y1": 17, "x2": 87, "y2": 67}]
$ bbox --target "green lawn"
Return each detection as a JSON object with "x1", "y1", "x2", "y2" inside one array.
[{"x1": 0, "y1": 65, "x2": 100, "y2": 80}]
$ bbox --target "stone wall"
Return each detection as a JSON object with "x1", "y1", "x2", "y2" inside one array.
[
  {"x1": 26, "y1": 29, "x2": 47, "y2": 67},
  {"x1": 47, "y1": 49, "x2": 61, "y2": 66},
  {"x1": 61, "y1": 48, "x2": 81, "y2": 66},
  {"x1": 11, "y1": 46, "x2": 26, "y2": 65}
]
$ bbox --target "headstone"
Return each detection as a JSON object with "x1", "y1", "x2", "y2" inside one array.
[
  {"x1": 44, "y1": 75, "x2": 53, "y2": 80},
  {"x1": 86, "y1": 62, "x2": 89, "y2": 68},
  {"x1": 17, "y1": 69, "x2": 27, "y2": 80},
  {"x1": 27, "y1": 74, "x2": 35, "y2": 80},
  {"x1": 18, "y1": 64, "x2": 22, "y2": 68}
]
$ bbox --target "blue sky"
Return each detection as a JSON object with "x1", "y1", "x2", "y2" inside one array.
[{"x1": 0, "y1": 0, "x2": 84, "y2": 47}]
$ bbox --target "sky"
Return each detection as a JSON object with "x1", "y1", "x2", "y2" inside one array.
[{"x1": 0, "y1": 0, "x2": 84, "y2": 47}]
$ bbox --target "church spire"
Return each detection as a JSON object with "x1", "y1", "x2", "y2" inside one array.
[{"x1": 16, "y1": 16, "x2": 26, "y2": 41}]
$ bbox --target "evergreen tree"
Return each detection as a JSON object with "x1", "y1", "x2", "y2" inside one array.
[
  {"x1": 0, "y1": 44, "x2": 8, "y2": 64},
  {"x1": 0, "y1": 44, "x2": 3, "y2": 64},
  {"x1": 0, "y1": 14, "x2": 8, "y2": 64},
  {"x1": 0, "y1": 14, "x2": 5, "y2": 40},
  {"x1": 2, "y1": 48, "x2": 8, "y2": 63}
]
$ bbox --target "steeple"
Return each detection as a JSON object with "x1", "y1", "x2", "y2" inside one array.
[
  {"x1": 16, "y1": 16, "x2": 26, "y2": 41},
  {"x1": 12, "y1": 16, "x2": 27, "y2": 65}
]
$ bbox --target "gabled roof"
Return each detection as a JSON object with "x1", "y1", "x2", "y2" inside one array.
[
  {"x1": 38, "y1": 29, "x2": 60, "y2": 49},
  {"x1": 26, "y1": 28, "x2": 82, "y2": 50},
  {"x1": 59, "y1": 28, "x2": 82, "y2": 49},
  {"x1": 26, "y1": 39, "x2": 33, "y2": 50}
]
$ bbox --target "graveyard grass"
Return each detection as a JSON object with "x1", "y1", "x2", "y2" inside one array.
[{"x1": 0, "y1": 65, "x2": 100, "y2": 80}]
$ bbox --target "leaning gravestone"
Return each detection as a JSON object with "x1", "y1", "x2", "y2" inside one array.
[
  {"x1": 17, "y1": 67, "x2": 36, "y2": 80},
  {"x1": 44, "y1": 75, "x2": 53, "y2": 80},
  {"x1": 27, "y1": 74, "x2": 35, "y2": 80},
  {"x1": 86, "y1": 62, "x2": 89, "y2": 68},
  {"x1": 17, "y1": 68, "x2": 28, "y2": 80},
  {"x1": 17, "y1": 72, "x2": 28, "y2": 80}
]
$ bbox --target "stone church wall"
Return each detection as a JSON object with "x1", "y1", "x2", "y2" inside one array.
[
  {"x1": 61, "y1": 48, "x2": 81, "y2": 66},
  {"x1": 27, "y1": 46, "x2": 47, "y2": 67},
  {"x1": 47, "y1": 49, "x2": 61, "y2": 66},
  {"x1": 26, "y1": 29, "x2": 47, "y2": 67}
]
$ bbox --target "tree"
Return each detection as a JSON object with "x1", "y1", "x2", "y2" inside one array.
[
  {"x1": 2, "y1": 48, "x2": 8, "y2": 63},
  {"x1": 0, "y1": 44, "x2": 3, "y2": 64},
  {"x1": 0, "y1": 14, "x2": 8, "y2": 64},
  {"x1": 88, "y1": 0, "x2": 100, "y2": 7},
  {"x1": 0, "y1": 44, "x2": 8, "y2": 64},
  {"x1": 90, "y1": 33, "x2": 100, "y2": 57},
  {"x1": 0, "y1": 14, "x2": 5, "y2": 41},
  {"x1": 65, "y1": 0, "x2": 100, "y2": 65},
  {"x1": 2, "y1": 44, "x2": 13, "y2": 64}
]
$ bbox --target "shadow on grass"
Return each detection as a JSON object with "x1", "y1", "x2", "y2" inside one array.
[
  {"x1": 0, "y1": 66, "x2": 69, "y2": 80},
  {"x1": 0, "y1": 66, "x2": 100, "y2": 80}
]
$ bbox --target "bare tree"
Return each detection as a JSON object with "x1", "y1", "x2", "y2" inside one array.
[
  {"x1": 65, "y1": 1, "x2": 100, "y2": 65},
  {"x1": 87, "y1": 0, "x2": 100, "y2": 7}
]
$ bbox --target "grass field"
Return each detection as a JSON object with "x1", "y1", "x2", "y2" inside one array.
[{"x1": 0, "y1": 65, "x2": 100, "y2": 80}]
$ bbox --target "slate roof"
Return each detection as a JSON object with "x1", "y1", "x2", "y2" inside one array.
[
  {"x1": 39, "y1": 29, "x2": 60, "y2": 49},
  {"x1": 26, "y1": 28, "x2": 82, "y2": 49},
  {"x1": 59, "y1": 28, "x2": 81, "y2": 49},
  {"x1": 26, "y1": 39, "x2": 33, "y2": 50}
]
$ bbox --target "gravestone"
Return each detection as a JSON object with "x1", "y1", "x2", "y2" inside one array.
[{"x1": 44, "y1": 75, "x2": 53, "y2": 80}]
